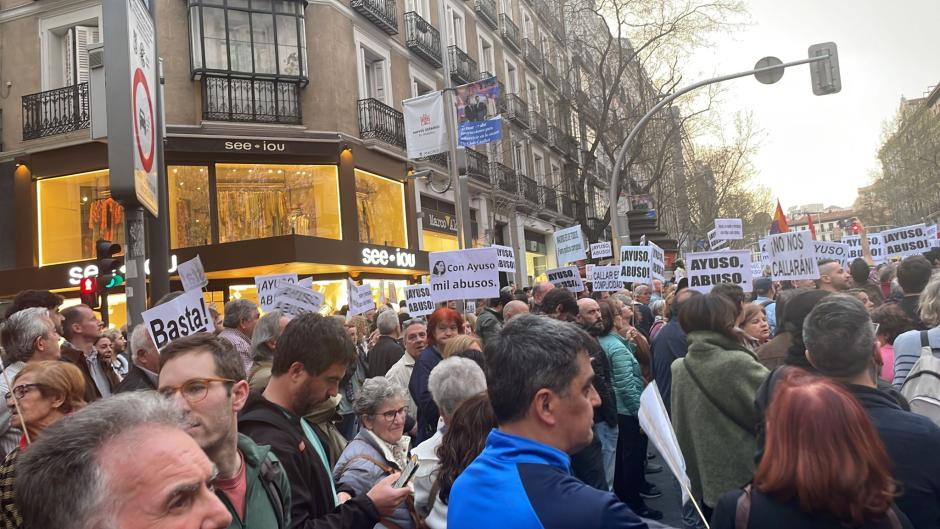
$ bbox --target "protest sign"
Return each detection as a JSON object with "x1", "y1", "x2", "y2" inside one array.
[
  {"x1": 929, "y1": 224, "x2": 939, "y2": 247},
  {"x1": 843, "y1": 234, "x2": 887, "y2": 264},
  {"x1": 686, "y1": 250, "x2": 753, "y2": 294},
  {"x1": 585, "y1": 264, "x2": 595, "y2": 281},
  {"x1": 868, "y1": 233, "x2": 887, "y2": 264},
  {"x1": 403, "y1": 91, "x2": 447, "y2": 159},
  {"x1": 590, "y1": 241, "x2": 613, "y2": 260},
  {"x1": 465, "y1": 300, "x2": 477, "y2": 313},
  {"x1": 751, "y1": 261, "x2": 765, "y2": 277},
  {"x1": 813, "y1": 241, "x2": 850, "y2": 267},
  {"x1": 142, "y1": 289, "x2": 212, "y2": 350},
  {"x1": 297, "y1": 277, "x2": 313, "y2": 289},
  {"x1": 255, "y1": 273, "x2": 299, "y2": 312},
  {"x1": 546, "y1": 266, "x2": 585, "y2": 293},
  {"x1": 404, "y1": 284, "x2": 435, "y2": 317},
  {"x1": 429, "y1": 248, "x2": 500, "y2": 302},
  {"x1": 455, "y1": 76, "x2": 502, "y2": 147},
  {"x1": 758, "y1": 238, "x2": 770, "y2": 267},
  {"x1": 271, "y1": 282, "x2": 324, "y2": 317},
  {"x1": 177, "y1": 255, "x2": 208, "y2": 292},
  {"x1": 493, "y1": 245, "x2": 516, "y2": 273},
  {"x1": 767, "y1": 231, "x2": 818, "y2": 281},
  {"x1": 707, "y1": 229, "x2": 727, "y2": 250},
  {"x1": 554, "y1": 225, "x2": 587, "y2": 264},
  {"x1": 843, "y1": 235, "x2": 862, "y2": 260},
  {"x1": 649, "y1": 242, "x2": 665, "y2": 282},
  {"x1": 638, "y1": 382, "x2": 692, "y2": 506},
  {"x1": 591, "y1": 265, "x2": 622, "y2": 291},
  {"x1": 620, "y1": 246, "x2": 652, "y2": 284},
  {"x1": 714, "y1": 219, "x2": 744, "y2": 240},
  {"x1": 882, "y1": 223, "x2": 931, "y2": 259},
  {"x1": 347, "y1": 280, "x2": 374, "y2": 316}
]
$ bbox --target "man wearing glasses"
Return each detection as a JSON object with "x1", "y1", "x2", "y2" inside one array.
[{"x1": 159, "y1": 333, "x2": 292, "y2": 529}]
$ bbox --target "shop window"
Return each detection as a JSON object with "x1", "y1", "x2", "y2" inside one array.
[
  {"x1": 423, "y1": 231, "x2": 459, "y2": 252},
  {"x1": 355, "y1": 169, "x2": 407, "y2": 248},
  {"x1": 216, "y1": 163, "x2": 341, "y2": 243},
  {"x1": 37, "y1": 169, "x2": 124, "y2": 266},
  {"x1": 168, "y1": 166, "x2": 211, "y2": 248}
]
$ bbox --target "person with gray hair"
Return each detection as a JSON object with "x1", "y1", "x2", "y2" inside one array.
[
  {"x1": 250, "y1": 310, "x2": 291, "y2": 363},
  {"x1": 503, "y1": 300, "x2": 530, "y2": 322},
  {"x1": 114, "y1": 324, "x2": 161, "y2": 393},
  {"x1": 218, "y1": 298, "x2": 260, "y2": 374},
  {"x1": 333, "y1": 377, "x2": 414, "y2": 529},
  {"x1": 366, "y1": 309, "x2": 405, "y2": 379},
  {"x1": 16, "y1": 391, "x2": 232, "y2": 529},
  {"x1": 531, "y1": 281, "x2": 555, "y2": 314}
]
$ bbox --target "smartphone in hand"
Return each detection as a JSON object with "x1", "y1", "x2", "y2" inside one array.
[{"x1": 394, "y1": 455, "x2": 419, "y2": 488}]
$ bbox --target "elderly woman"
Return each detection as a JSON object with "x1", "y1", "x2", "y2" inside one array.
[
  {"x1": 409, "y1": 307, "x2": 465, "y2": 443},
  {"x1": 333, "y1": 377, "x2": 413, "y2": 529},
  {"x1": 338, "y1": 315, "x2": 370, "y2": 440},
  {"x1": 0, "y1": 361, "x2": 87, "y2": 528},
  {"x1": 102, "y1": 329, "x2": 129, "y2": 377},
  {"x1": 441, "y1": 334, "x2": 481, "y2": 359},
  {"x1": 741, "y1": 303, "x2": 771, "y2": 348},
  {"x1": 92, "y1": 334, "x2": 125, "y2": 383},
  {"x1": 247, "y1": 310, "x2": 292, "y2": 392}
]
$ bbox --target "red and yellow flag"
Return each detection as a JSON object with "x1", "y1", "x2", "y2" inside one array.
[
  {"x1": 769, "y1": 200, "x2": 789, "y2": 235},
  {"x1": 806, "y1": 213, "x2": 817, "y2": 240}
]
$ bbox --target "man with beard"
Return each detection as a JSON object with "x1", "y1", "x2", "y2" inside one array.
[{"x1": 239, "y1": 313, "x2": 410, "y2": 529}]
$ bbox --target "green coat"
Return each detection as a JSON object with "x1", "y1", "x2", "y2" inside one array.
[
  {"x1": 599, "y1": 333, "x2": 643, "y2": 416},
  {"x1": 218, "y1": 433, "x2": 293, "y2": 529},
  {"x1": 671, "y1": 331, "x2": 768, "y2": 509}
]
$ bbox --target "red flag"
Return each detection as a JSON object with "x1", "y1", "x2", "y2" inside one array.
[
  {"x1": 807, "y1": 213, "x2": 817, "y2": 240},
  {"x1": 769, "y1": 200, "x2": 789, "y2": 234}
]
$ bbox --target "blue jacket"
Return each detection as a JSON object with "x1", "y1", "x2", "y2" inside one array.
[
  {"x1": 448, "y1": 429, "x2": 648, "y2": 529},
  {"x1": 409, "y1": 345, "x2": 442, "y2": 443}
]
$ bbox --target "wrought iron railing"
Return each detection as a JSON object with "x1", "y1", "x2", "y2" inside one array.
[
  {"x1": 351, "y1": 0, "x2": 399, "y2": 34},
  {"x1": 559, "y1": 131, "x2": 579, "y2": 159},
  {"x1": 201, "y1": 75, "x2": 302, "y2": 124},
  {"x1": 475, "y1": 0, "x2": 498, "y2": 29},
  {"x1": 491, "y1": 161, "x2": 517, "y2": 193},
  {"x1": 529, "y1": 110, "x2": 549, "y2": 141},
  {"x1": 523, "y1": 38, "x2": 543, "y2": 72},
  {"x1": 404, "y1": 12, "x2": 442, "y2": 67},
  {"x1": 548, "y1": 125, "x2": 565, "y2": 153},
  {"x1": 358, "y1": 98, "x2": 405, "y2": 148},
  {"x1": 518, "y1": 174, "x2": 539, "y2": 203},
  {"x1": 541, "y1": 185, "x2": 559, "y2": 211},
  {"x1": 22, "y1": 82, "x2": 90, "y2": 140},
  {"x1": 466, "y1": 148, "x2": 490, "y2": 184},
  {"x1": 418, "y1": 152, "x2": 449, "y2": 167},
  {"x1": 499, "y1": 14, "x2": 521, "y2": 52},
  {"x1": 544, "y1": 61, "x2": 559, "y2": 89},
  {"x1": 561, "y1": 196, "x2": 574, "y2": 217},
  {"x1": 504, "y1": 93, "x2": 529, "y2": 127},
  {"x1": 448, "y1": 45, "x2": 478, "y2": 85}
]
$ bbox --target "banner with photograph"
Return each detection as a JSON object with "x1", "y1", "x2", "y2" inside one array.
[
  {"x1": 403, "y1": 91, "x2": 448, "y2": 159},
  {"x1": 455, "y1": 76, "x2": 502, "y2": 147}
]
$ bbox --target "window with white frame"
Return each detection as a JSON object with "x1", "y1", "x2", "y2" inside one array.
[
  {"x1": 506, "y1": 61, "x2": 519, "y2": 94},
  {"x1": 405, "y1": 0, "x2": 431, "y2": 18},
  {"x1": 500, "y1": 0, "x2": 512, "y2": 18},
  {"x1": 511, "y1": 134, "x2": 527, "y2": 174},
  {"x1": 446, "y1": 4, "x2": 467, "y2": 49},
  {"x1": 479, "y1": 36, "x2": 495, "y2": 75},
  {"x1": 410, "y1": 67, "x2": 436, "y2": 97},
  {"x1": 356, "y1": 32, "x2": 392, "y2": 104},
  {"x1": 39, "y1": 6, "x2": 102, "y2": 90},
  {"x1": 550, "y1": 162, "x2": 561, "y2": 187},
  {"x1": 533, "y1": 151, "x2": 545, "y2": 183},
  {"x1": 522, "y1": 10, "x2": 534, "y2": 39},
  {"x1": 527, "y1": 78, "x2": 539, "y2": 111}
]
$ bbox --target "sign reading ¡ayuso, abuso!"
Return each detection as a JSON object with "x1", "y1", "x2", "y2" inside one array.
[
  {"x1": 813, "y1": 241, "x2": 850, "y2": 267},
  {"x1": 591, "y1": 265, "x2": 623, "y2": 291},
  {"x1": 649, "y1": 242, "x2": 665, "y2": 282},
  {"x1": 493, "y1": 245, "x2": 516, "y2": 273},
  {"x1": 546, "y1": 266, "x2": 585, "y2": 293},
  {"x1": 767, "y1": 231, "x2": 819, "y2": 281},
  {"x1": 687, "y1": 250, "x2": 753, "y2": 294},
  {"x1": 590, "y1": 242, "x2": 613, "y2": 260},
  {"x1": 255, "y1": 273, "x2": 299, "y2": 312},
  {"x1": 404, "y1": 284, "x2": 435, "y2": 317},
  {"x1": 142, "y1": 289, "x2": 212, "y2": 350},
  {"x1": 271, "y1": 283, "x2": 324, "y2": 317},
  {"x1": 881, "y1": 223, "x2": 931, "y2": 259},
  {"x1": 429, "y1": 248, "x2": 500, "y2": 302},
  {"x1": 554, "y1": 225, "x2": 587, "y2": 264},
  {"x1": 620, "y1": 246, "x2": 652, "y2": 284},
  {"x1": 403, "y1": 91, "x2": 448, "y2": 159}
]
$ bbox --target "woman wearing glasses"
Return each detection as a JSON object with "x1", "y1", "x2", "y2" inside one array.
[
  {"x1": 334, "y1": 377, "x2": 415, "y2": 529},
  {"x1": 0, "y1": 361, "x2": 87, "y2": 528}
]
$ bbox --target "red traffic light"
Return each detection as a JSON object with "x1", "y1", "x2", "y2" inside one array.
[
  {"x1": 851, "y1": 222, "x2": 861, "y2": 234},
  {"x1": 80, "y1": 276, "x2": 99, "y2": 309}
]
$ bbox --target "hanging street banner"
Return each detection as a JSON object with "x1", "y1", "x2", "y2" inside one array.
[
  {"x1": 813, "y1": 241, "x2": 850, "y2": 267},
  {"x1": 767, "y1": 231, "x2": 819, "y2": 281},
  {"x1": 271, "y1": 283, "x2": 324, "y2": 317},
  {"x1": 590, "y1": 241, "x2": 613, "y2": 260},
  {"x1": 403, "y1": 91, "x2": 448, "y2": 159},
  {"x1": 554, "y1": 225, "x2": 587, "y2": 265},
  {"x1": 429, "y1": 248, "x2": 500, "y2": 302},
  {"x1": 620, "y1": 246, "x2": 652, "y2": 284},
  {"x1": 255, "y1": 273, "x2": 299, "y2": 312},
  {"x1": 455, "y1": 76, "x2": 502, "y2": 147},
  {"x1": 707, "y1": 229, "x2": 728, "y2": 250},
  {"x1": 714, "y1": 219, "x2": 744, "y2": 240},
  {"x1": 687, "y1": 250, "x2": 753, "y2": 294},
  {"x1": 546, "y1": 266, "x2": 585, "y2": 293},
  {"x1": 591, "y1": 265, "x2": 623, "y2": 291},
  {"x1": 142, "y1": 289, "x2": 211, "y2": 350},
  {"x1": 882, "y1": 223, "x2": 931, "y2": 259},
  {"x1": 177, "y1": 255, "x2": 208, "y2": 292},
  {"x1": 649, "y1": 242, "x2": 665, "y2": 282},
  {"x1": 493, "y1": 245, "x2": 516, "y2": 273},
  {"x1": 404, "y1": 284, "x2": 435, "y2": 317}
]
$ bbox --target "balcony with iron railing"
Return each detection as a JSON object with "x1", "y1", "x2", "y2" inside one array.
[
  {"x1": 201, "y1": 75, "x2": 302, "y2": 124},
  {"x1": 499, "y1": 14, "x2": 521, "y2": 53},
  {"x1": 548, "y1": 125, "x2": 565, "y2": 154},
  {"x1": 358, "y1": 98, "x2": 405, "y2": 148},
  {"x1": 491, "y1": 161, "x2": 517, "y2": 194},
  {"x1": 474, "y1": 0, "x2": 498, "y2": 29},
  {"x1": 448, "y1": 45, "x2": 478, "y2": 85},
  {"x1": 503, "y1": 93, "x2": 529, "y2": 127},
  {"x1": 417, "y1": 152, "x2": 449, "y2": 167},
  {"x1": 540, "y1": 185, "x2": 559, "y2": 212},
  {"x1": 21, "y1": 82, "x2": 90, "y2": 140},
  {"x1": 518, "y1": 173, "x2": 540, "y2": 204},
  {"x1": 543, "y1": 61, "x2": 559, "y2": 90},
  {"x1": 404, "y1": 12, "x2": 442, "y2": 67},
  {"x1": 558, "y1": 130, "x2": 579, "y2": 159},
  {"x1": 529, "y1": 110, "x2": 549, "y2": 142},
  {"x1": 351, "y1": 0, "x2": 398, "y2": 34},
  {"x1": 523, "y1": 38, "x2": 543, "y2": 72},
  {"x1": 594, "y1": 160, "x2": 610, "y2": 183},
  {"x1": 466, "y1": 148, "x2": 490, "y2": 185}
]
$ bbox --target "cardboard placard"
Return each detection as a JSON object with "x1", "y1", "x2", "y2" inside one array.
[
  {"x1": 403, "y1": 284, "x2": 435, "y2": 317},
  {"x1": 493, "y1": 245, "x2": 516, "y2": 273},
  {"x1": 546, "y1": 266, "x2": 585, "y2": 293},
  {"x1": 649, "y1": 242, "x2": 665, "y2": 282},
  {"x1": 620, "y1": 246, "x2": 652, "y2": 284},
  {"x1": 882, "y1": 223, "x2": 931, "y2": 259},
  {"x1": 177, "y1": 255, "x2": 208, "y2": 292},
  {"x1": 687, "y1": 250, "x2": 753, "y2": 294},
  {"x1": 591, "y1": 265, "x2": 623, "y2": 291},
  {"x1": 707, "y1": 228, "x2": 728, "y2": 250},
  {"x1": 429, "y1": 248, "x2": 500, "y2": 302},
  {"x1": 554, "y1": 225, "x2": 587, "y2": 264},
  {"x1": 714, "y1": 219, "x2": 744, "y2": 240},
  {"x1": 767, "y1": 231, "x2": 819, "y2": 281},
  {"x1": 590, "y1": 241, "x2": 613, "y2": 260},
  {"x1": 142, "y1": 289, "x2": 212, "y2": 350},
  {"x1": 271, "y1": 282, "x2": 324, "y2": 317},
  {"x1": 813, "y1": 241, "x2": 850, "y2": 267},
  {"x1": 255, "y1": 273, "x2": 299, "y2": 312}
]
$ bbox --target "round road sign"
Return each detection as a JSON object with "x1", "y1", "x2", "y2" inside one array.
[
  {"x1": 754, "y1": 56, "x2": 785, "y2": 85},
  {"x1": 132, "y1": 67, "x2": 155, "y2": 173}
]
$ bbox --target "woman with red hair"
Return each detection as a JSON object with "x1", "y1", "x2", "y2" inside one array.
[
  {"x1": 711, "y1": 369, "x2": 911, "y2": 529},
  {"x1": 409, "y1": 307, "x2": 465, "y2": 443}
]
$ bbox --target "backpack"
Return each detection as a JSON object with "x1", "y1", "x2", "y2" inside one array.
[
  {"x1": 259, "y1": 455, "x2": 287, "y2": 529},
  {"x1": 899, "y1": 331, "x2": 940, "y2": 426}
]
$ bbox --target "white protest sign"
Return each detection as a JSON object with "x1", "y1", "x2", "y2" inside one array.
[
  {"x1": 347, "y1": 280, "x2": 375, "y2": 316},
  {"x1": 686, "y1": 250, "x2": 753, "y2": 294},
  {"x1": 842, "y1": 235, "x2": 862, "y2": 260},
  {"x1": 590, "y1": 241, "x2": 613, "y2": 260},
  {"x1": 638, "y1": 382, "x2": 691, "y2": 505},
  {"x1": 585, "y1": 264, "x2": 595, "y2": 281},
  {"x1": 813, "y1": 241, "x2": 850, "y2": 267},
  {"x1": 297, "y1": 277, "x2": 314, "y2": 289},
  {"x1": 177, "y1": 255, "x2": 208, "y2": 292},
  {"x1": 620, "y1": 246, "x2": 652, "y2": 284},
  {"x1": 404, "y1": 284, "x2": 435, "y2": 317},
  {"x1": 758, "y1": 238, "x2": 770, "y2": 267},
  {"x1": 271, "y1": 282, "x2": 324, "y2": 317},
  {"x1": 649, "y1": 242, "x2": 665, "y2": 282},
  {"x1": 882, "y1": 223, "x2": 931, "y2": 259},
  {"x1": 546, "y1": 266, "x2": 585, "y2": 293},
  {"x1": 714, "y1": 219, "x2": 744, "y2": 240},
  {"x1": 591, "y1": 265, "x2": 622, "y2": 291},
  {"x1": 868, "y1": 233, "x2": 887, "y2": 264},
  {"x1": 142, "y1": 289, "x2": 212, "y2": 350},
  {"x1": 929, "y1": 224, "x2": 939, "y2": 247},
  {"x1": 554, "y1": 225, "x2": 587, "y2": 264},
  {"x1": 255, "y1": 273, "x2": 299, "y2": 311},
  {"x1": 843, "y1": 234, "x2": 887, "y2": 264},
  {"x1": 767, "y1": 231, "x2": 819, "y2": 281},
  {"x1": 751, "y1": 261, "x2": 765, "y2": 277},
  {"x1": 493, "y1": 245, "x2": 516, "y2": 273},
  {"x1": 429, "y1": 248, "x2": 499, "y2": 302},
  {"x1": 707, "y1": 228, "x2": 728, "y2": 250},
  {"x1": 465, "y1": 300, "x2": 477, "y2": 313}
]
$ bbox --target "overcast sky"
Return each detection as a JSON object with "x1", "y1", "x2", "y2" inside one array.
[{"x1": 682, "y1": 0, "x2": 940, "y2": 210}]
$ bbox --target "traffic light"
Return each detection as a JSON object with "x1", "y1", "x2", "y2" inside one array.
[
  {"x1": 851, "y1": 222, "x2": 862, "y2": 235},
  {"x1": 80, "y1": 276, "x2": 99, "y2": 309},
  {"x1": 95, "y1": 239, "x2": 124, "y2": 292}
]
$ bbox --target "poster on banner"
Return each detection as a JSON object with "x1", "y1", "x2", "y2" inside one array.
[
  {"x1": 767, "y1": 231, "x2": 818, "y2": 281},
  {"x1": 687, "y1": 250, "x2": 753, "y2": 294},
  {"x1": 493, "y1": 245, "x2": 516, "y2": 273},
  {"x1": 591, "y1": 265, "x2": 622, "y2": 291},
  {"x1": 620, "y1": 246, "x2": 652, "y2": 284},
  {"x1": 177, "y1": 256, "x2": 208, "y2": 292},
  {"x1": 403, "y1": 91, "x2": 448, "y2": 159},
  {"x1": 404, "y1": 284, "x2": 435, "y2": 317},
  {"x1": 255, "y1": 273, "x2": 299, "y2": 311},
  {"x1": 554, "y1": 225, "x2": 587, "y2": 264},
  {"x1": 142, "y1": 289, "x2": 212, "y2": 350},
  {"x1": 455, "y1": 76, "x2": 502, "y2": 147},
  {"x1": 882, "y1": 224, "x2": 931, "y2": 258},
  {"x1": 649, "y1": 242, "x2": 665, "y2": 282},
  {"x1": 546, "y1": 266, "x2": 585, "y2": 293},
  {"x1": 813, "y1": 241, "x2": 850, "y2": 267},
  {"x1": 714, "y1": 219, "x2": 744, "y2": 240},
  {"x1": 707, "y1": 229, "x2": 727, "y2": 250},
  {"x1": 590, "y1": 241, "x2": 613, "y2": 260},
  {"x1": 429, "y1": 248, "x2": 500, "y2": 302},
  {"x1": 347, "y1": 280, "x2": 375, "y2": 316},
  {"x1": 271, "y1": 283, "x2": 324, "y2": 317}
]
